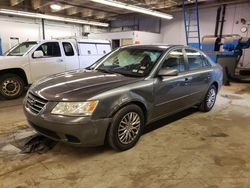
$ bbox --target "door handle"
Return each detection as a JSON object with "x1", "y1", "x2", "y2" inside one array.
[
  {"x1": 57, "y1": 59, "x2": 63, "y2": 62},
  {"x1": 184, "y1": 77, "x2": 192, "y2": 86},
  {"x1": 184, "y1": 76, "x2": 192, "y2": 81}
]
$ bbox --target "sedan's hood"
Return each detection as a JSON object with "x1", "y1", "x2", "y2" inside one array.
[{"x1": 31, "y1": 69, "x2": 142, "y2": 101}]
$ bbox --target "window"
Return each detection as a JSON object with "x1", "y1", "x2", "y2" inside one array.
[
  {"x1": 7, "y1": 42, "x2": 37, "y2": 56},
  {"x1": 185, "y1": 49, "x2": 203, "y2": 70},
  {"x1": 35, "y1": 42, "x2": 61, "y2": 58},
  {"x1": 63, "y1": 42, "x2": 74, "y2": 56},
  {"x1": 96, "y1": 48, "x2": 163, "y2": 77},
  {"x1": 161, "y1": 49, "x2": 185, "y2": 72},
  {"x1": 202, "y1": 55, "x2": 212, "y2": 67}
]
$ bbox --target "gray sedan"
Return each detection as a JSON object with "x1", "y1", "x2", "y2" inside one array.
[{"x1": 23, "y1": 45, "x2": 223, "y2": 151}]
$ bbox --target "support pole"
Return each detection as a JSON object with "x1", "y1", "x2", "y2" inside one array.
[
  {"x1": 214, "y1": 7, "x2": 221, "y2": 37},
  {"x1": 219, "y1": 5, "x2": 226, "y2": 38},
  {"x1": 42, "y1": 18, "x2": 45, "y2": 40}
]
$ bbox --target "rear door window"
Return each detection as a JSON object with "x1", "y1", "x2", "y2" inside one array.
[
  {"x1": 202, "y1": 55, "x2": 212, "y2": 67},
  {"x1": 161, "y1": 49, "x2": 186, "y2": 72},
  {"x1": 63, "y1": 42, "x2": 74, "y2": 56},
  {"x1": 185, "y1": 49, "x2": 204, "y2": 70}
]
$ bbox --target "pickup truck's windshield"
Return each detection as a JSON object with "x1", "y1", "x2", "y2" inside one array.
[
  {"x1": 6, "y1": 42, "x2": 37, "y2": 56},
  {"x1": 95, "y1": 47, "x2": 163, "y2": 77}
]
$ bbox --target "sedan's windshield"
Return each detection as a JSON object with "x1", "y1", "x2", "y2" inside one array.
[
  {"x1": 6, "y1": 42, "x2": 37, "y2": 56},
  {"x1": 95, "y1": 47, "x2": 163, "y2": 77}
]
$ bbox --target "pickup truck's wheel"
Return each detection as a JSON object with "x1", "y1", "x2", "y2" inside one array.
[
  {"x1": 199, "y1": 85, "x2": 217, "y2": 112},
  {"x1": 108, "y1": 104, "x2": 144, "y2": 151},
  {"x1": 0, "y1": 74, "x2": 24, "y2": 100}
]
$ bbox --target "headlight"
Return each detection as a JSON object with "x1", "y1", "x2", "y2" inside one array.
[{"x1": 51, "y1": 101, "x2": 99, "y2": 116}]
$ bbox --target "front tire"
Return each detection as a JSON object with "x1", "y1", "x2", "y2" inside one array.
[
  {"x1": 199, "y1": 85, "x2": 217, "y2": 112},
  {"x1": 108, "y1": 104, "x2": 144, "y2": 151},
  {"x1": 0, "y1": 74, "x2": 24, "y2": 100}
]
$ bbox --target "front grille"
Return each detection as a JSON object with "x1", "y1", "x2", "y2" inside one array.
[
  {"x1": 26, "y1": 92, "x2": 48, "y2": 114},
  {"x1": 30, "y1": 122, "x2": 60, "y2": 140}
]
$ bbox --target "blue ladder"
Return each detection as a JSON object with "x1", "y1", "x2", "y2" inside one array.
[{"x1": 182, "y1": 0, "x2": 201, "y2": 49}]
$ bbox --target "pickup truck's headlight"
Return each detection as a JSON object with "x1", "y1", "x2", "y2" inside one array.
[{"x1": 51, "y1": 101, "x2": 99, "y2": 116}]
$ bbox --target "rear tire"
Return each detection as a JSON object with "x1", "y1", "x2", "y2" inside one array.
[
  {"x1": 0, "y1": 74, "x2": 24, "y2": 100},
  {"x1": 199, "y1": 85, "x2": 217, "y2": 112},
  {"x1": 108, "y1": 104, "x2": 144, "y2": 151}
]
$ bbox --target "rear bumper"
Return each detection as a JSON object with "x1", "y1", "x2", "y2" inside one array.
[{"x1": 24, "y1": 107, "x2": 111, "y2": 147}]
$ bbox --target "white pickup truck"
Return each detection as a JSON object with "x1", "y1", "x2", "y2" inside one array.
[{"x1": 0, "y1": 39, "x2": 111, "y2": 99}]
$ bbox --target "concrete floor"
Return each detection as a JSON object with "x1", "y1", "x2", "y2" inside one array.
[{"x1": 0, "y1": 83, "x2": 250, "y2": 188}]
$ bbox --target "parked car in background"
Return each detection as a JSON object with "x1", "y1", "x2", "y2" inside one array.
[
  {"x1": 0, "y1": 39, "x2": 111, "y2": 99},
  {"x1": 24, "y1": 45, "x2": 223, "y2": 151}
]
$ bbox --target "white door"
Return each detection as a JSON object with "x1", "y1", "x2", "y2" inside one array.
[
  {"x1": 9, "y1": 37, "x2": 19, "y2": 48},
  {"x1": 62, "y1": 41, "x2": 79, "y2": 71},
  {"x1": 96, "y1": 44, "x2": 111, "y2": 55},
  {"x1": 30, "y1": 42, "x2": 65, "y2": 81},
  {"x1": 78, "y1": 43, "x2": 98, "y2": 68}
]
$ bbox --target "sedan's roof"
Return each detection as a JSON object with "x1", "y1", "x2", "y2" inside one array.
[{"x1": 121, "y1": 44, "x2": 184, "y2": 51}]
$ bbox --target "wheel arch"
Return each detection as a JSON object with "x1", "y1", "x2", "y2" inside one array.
[
  {"x1": 109, "y1": 100, "x2": 148, "y2": 124},
  {"x1": 0, "y1": 68, "x2": 28, "y2": 86},
  {"x1": 211, "y1": 81, "x2": 219, "y2": 91}
]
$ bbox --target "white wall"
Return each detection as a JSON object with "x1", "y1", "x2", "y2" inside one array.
[
  {"x1": 0, "y1": 2, "x2": 249, "y2": 66},
  {"x1": 161, "y1": 2, "x2": 250, "y2": 67},
  {"x1": 110, "y1": 14, "x2": 161, "y2": 33},
  {"x1": 90, "y1": 30, "x2": 163, "y2": 45},
  {"x1": 42, "y1": 20, "x2": 83, "y2": 40},
  {"x1": 0, "y1": 15, "x2": 40, "y2": 52},
  {"x1": 90, "y1": 31, "x2": 134, "y2": 42},
  {"x1": 134, "y1": 31, "x2": 163, "y2": 44},
  {"x1": 0, "y1": 15, "x2": 98, "y2": 53}
]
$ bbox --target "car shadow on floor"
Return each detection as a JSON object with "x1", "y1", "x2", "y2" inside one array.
[
  {"x1": 143, "y1": 107, "x2": 198, "y2": 135},
  {"x1": 48, "y1": 107, "x2": 199, "y2": 158}
]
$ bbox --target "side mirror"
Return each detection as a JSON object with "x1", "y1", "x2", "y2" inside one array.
[
  {"x1": 33, "y1": 50, "x2": 44, "y2": 58},
  {"x1": 158, "y1": 68, "x2": 178, "y2": 77}
]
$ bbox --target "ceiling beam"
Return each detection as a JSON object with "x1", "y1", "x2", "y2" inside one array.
[
  {"x1": 162, "y1": 0, "x2": 250, "y2": 12},
  {"x1": 67, "y1": 7, "x2": 81, "y2": 15},
  {"x1": 81, "y1": 9, "x2": 93, "y2": 17},
  {"x1": 10, "y1": 0, "x2": 24, "y2": 6},
  {"x1": 31, "y1": 0, "x2": 41, "y2": 10},
  {"x1": 31, "y1": 0, "x2": 51, "y2": 10},
  {"x1": 51, "y1": 5, "x2": 73, "y2": 12},
  {"x1": 89, "y1": 0, "x2": 173, "y2": 19},
  {"x1": 58, "y1": 0, "x2": 121, "y2": 14},
  {"x1": 0, "y1": 8, "x2": 109, "y2": 27}
]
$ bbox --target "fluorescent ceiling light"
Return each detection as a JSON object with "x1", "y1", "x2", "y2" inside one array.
[
  {"x1": 90, "y1": 0, "x2": 173, "y2": 20},
  {"x1": 50, "y1": 4, "x2": 62, "y2": 11},
  {"x1": 0, "y1": 9, "x2": 109, "y2": 27}
]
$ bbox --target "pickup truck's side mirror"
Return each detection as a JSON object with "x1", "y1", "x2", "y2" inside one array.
[
  {"x1": 158, "y1": 68, "x2": 178, "y2": 77},
  {"x1": 33, "y1": 50, "x2": 44, "y2": 58}
]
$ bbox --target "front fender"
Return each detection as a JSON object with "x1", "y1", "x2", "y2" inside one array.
[
  {"x1": 108, "y1": 92, "x2": 150, "y2": 118},
  {"x1": 91, "y1": 79, "x2": 155, "y2": 121}
]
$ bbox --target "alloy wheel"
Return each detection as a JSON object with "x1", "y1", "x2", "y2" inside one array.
[
  {"x1": 118, "y1": 112, "x2": 141, "y2": 145},
  {"x1": 206, "y1": 88, "x2": 216, "y2": 109}
]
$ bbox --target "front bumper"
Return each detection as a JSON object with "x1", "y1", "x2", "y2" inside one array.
[{"x1": 24, "y1": 106, "x2": 111, "y2": 147}]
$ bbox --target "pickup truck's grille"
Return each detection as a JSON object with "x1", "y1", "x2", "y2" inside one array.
[{"x1": 26, "y1": 92, "x2": 47, "y2": 114}]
